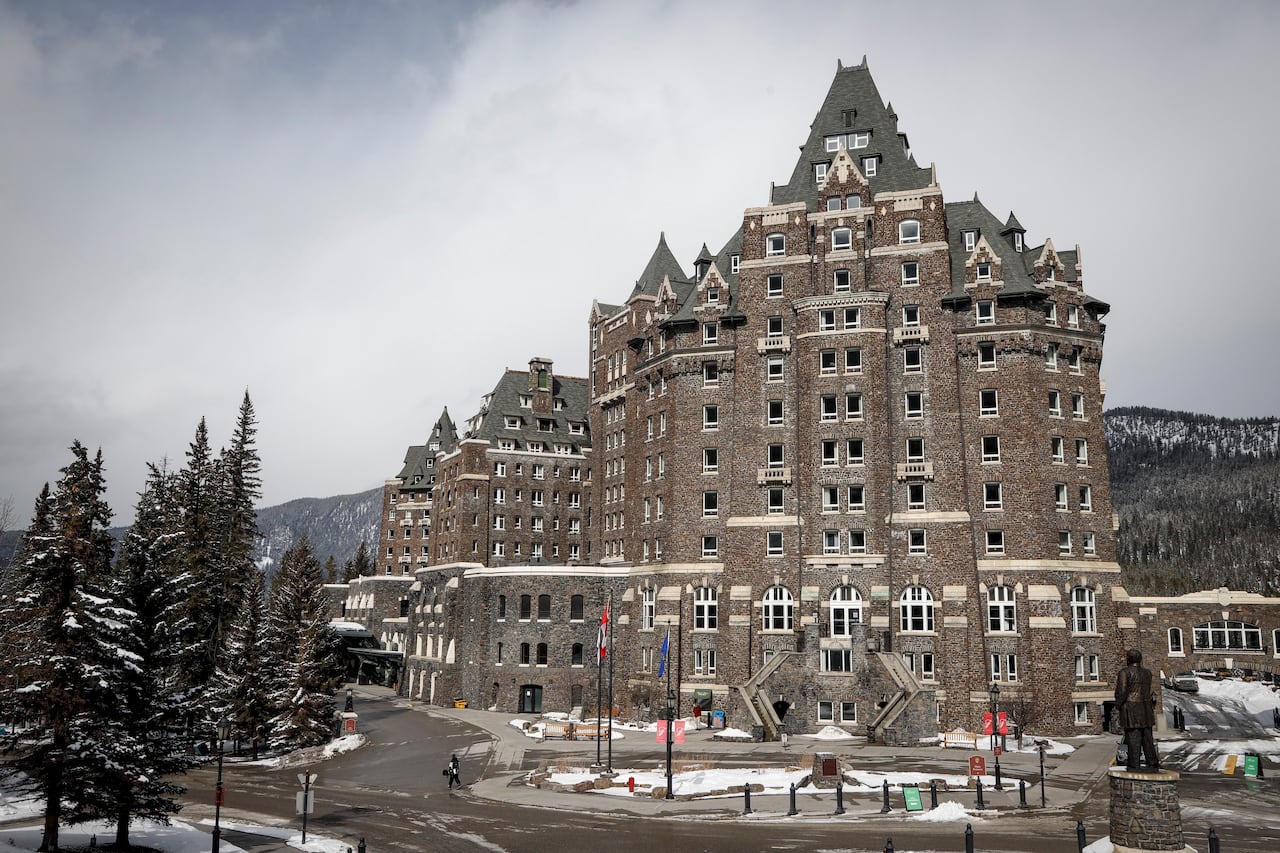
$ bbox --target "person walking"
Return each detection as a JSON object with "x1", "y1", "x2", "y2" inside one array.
[{"x1": 447, "y1": 754, "x2": 461, "y2": 789}]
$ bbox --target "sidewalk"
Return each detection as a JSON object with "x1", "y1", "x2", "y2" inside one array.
[{"x1": 384, "y1": 687, "x2": 1120, "y2": 820}]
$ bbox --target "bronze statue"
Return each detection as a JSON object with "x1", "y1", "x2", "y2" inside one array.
[{"x1": 1114, "y1": 648, "x2": 1159, "y2": 771}]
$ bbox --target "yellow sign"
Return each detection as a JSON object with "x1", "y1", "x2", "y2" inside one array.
[{"x1": 1224, "y1": 755, "x2": 1238, "y2": 775}]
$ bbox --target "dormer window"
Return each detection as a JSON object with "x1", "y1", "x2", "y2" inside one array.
[
  {"x1": 1046, "y1": 264, "x2": 1056, "y2": 282},
  {"x1": 976, "y1": 262, "x2": 992, "y2": 281},
  {"x1": 825, "y1": 131, "x2": 870, "y2": 152},
  {"x1": 519, "y1": 395, "x2": 532, "y2": 408},
  {"x1": 707, "y1": 287, "x2": 720, "y2": 304},
  {"x1": 831, "y1": 228, "x2": 853, "y2": 251},
  {"x1": 505, "y1": 416, "x2": 521, "y2": 430},
  {"x1": 899, "y1": 220, "x2": 920, "y2": 244},
  {"x1": 730, "y1": 254, "x2": 740, "y2": 274},
  {"x1": 1014, "y1": 233, "x2": 1024, "y2": 252},
  {"x1": 814, "y1": 163, "x2": 829, "y2": 185},
  {"x1": 862, "y1": 156, "x2": 878, "y2": 177},
  {"x1": 766, "y1": 233, "x2": 785, "y2": 257}
]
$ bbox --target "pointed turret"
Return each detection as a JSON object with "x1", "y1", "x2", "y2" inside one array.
[{"x1": 631, "y1": 232, "x2": 688, "y2": 298}]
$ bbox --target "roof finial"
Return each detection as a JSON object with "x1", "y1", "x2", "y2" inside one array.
[
  {"x1": 860, "y1": 54, "x2": 868, "y2": 69},
  {"x1": 837, "y1": 58, "x2": 843, "y2": 71}
]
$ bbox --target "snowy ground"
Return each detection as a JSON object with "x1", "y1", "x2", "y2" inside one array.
[{"x1": 0, "y1": 819, "x2": 354, "y2": 853}]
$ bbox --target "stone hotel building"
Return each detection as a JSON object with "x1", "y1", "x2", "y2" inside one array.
[{"x1": 335, "y1": 59, "x2": 1280, "y2": 741}]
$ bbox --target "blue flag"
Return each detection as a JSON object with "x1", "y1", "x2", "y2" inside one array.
[{"x1": 657, "y1": 628, "x2": 670, "y2": 678}]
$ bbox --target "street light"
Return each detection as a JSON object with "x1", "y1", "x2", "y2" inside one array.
[
  {"x1": 211, "y1": 716, "x2": 231, "y2": 853},
  {"x1": 989, "y1": 684, "x2": 1003, "y2": 790},
  {"x1": 664, "y1": 688, "x2": 675, "y2": 800}
]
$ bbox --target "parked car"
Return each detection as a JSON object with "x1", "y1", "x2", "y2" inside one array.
[{"x1": 1167, "y1": 672, "x2": 1200, "y2": 693}]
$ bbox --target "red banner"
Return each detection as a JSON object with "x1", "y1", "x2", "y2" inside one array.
[
  {"x1": 981, "y1": 712, "x2": 993, "y2": 735},
  {"x1": 997, "y1": 711, "x2": 1009, "y2": 735}
]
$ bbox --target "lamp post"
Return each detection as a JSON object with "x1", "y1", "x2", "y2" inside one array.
[
  {"x1": 211, "y1": 716, "x2": 231, "y2": 853},
  {"x1": 989, "y1": 684, "x2": 1003, "y2": 790},
  {"x1": 664, "y1": 688, "x2": 675, "y2": 800}
]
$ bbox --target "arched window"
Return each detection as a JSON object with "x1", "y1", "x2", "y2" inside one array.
[
  {"x1": 1070, "y1": 587, "x2": 1096, "y2": 633},
  {"x1": 519, "y1": 594, "x2": 532, "y2": 620},
  {"x1": 899, "y1": 586, "x2": 934, "y2": 632},
  {"x1": 642, "y1": 587, "x2": 656, "y2": 629},
  {"x1": 762, "y1": 586, "x2": 793, "y2": 630},
  {"x1": 570, "y1": 594, "x2": 584, "y2": 621},
  {"x1": 520, "y1": 642, "x2": 531, "y2": 664},
  {"x1": 986, "y1": 586, "x2": 1016, "y2": 633},
  {"x1": 829, "y1": 586, "x2": 863, "y2": 636},
  {"x1": 694, "y1": 587, "x2": 718, "y2": 630},
  {"x1": 1168, "y1": 627, "x2": 1183, "y2": 654},
  {"x1": 497, "y1": 594, "x2": 506, "y2": 619},
  {"x1": 536, "y1": 643, "x2": 548, "y2": 665},
  {"x1": 1192, "y1": 620, "x2": 1262, "y2": 651},
  {"x1": 537, "y1": 594, "x2": 551, "y2": 620},
  {"x1": 898, "y1": 219, "x2": 921, "y2": 244},
  {"x1": 571, "y1": 643, "x2": 584, "y2": 665}
]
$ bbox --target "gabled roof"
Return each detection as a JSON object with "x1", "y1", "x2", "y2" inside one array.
[
  {"x1": 463, "y1": 370, "x2": 592, "y2": 451},
  {"x1": 397, "y1": 407, "x2": 457, "y2": 483},
  {"x1": 771, "y1": 57, "x2": 933, "y2": 209},
  {"x1": 630, "y1": 232, "x2": 690, "y2": 298}
]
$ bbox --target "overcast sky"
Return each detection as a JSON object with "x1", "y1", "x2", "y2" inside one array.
[{"x1": 3, "y1": 0, "x2": 1278, "y2": 527}]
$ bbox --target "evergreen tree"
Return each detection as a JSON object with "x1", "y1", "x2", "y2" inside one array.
[
  {"x1": 177, "y1": 418, "x2": 220, "y2": 695},
  {"x1": 349, "y1": 539, "x2": 372, "y2": 580},
  {"x1": 0, "y1": 444, "x2": 129, "y2": 853},
  {"x1": 266, "y1": 536, "x2": 343, "y2": 750},
  {"x1": 100, "y1": 462, "x2": 196, "y2": 846},
  {"x1": 323, "y1": 554, "x2": 338, "y2": 584},
  {"x1": 214, "y1": 568, "x2": 275, "y2": 759}
]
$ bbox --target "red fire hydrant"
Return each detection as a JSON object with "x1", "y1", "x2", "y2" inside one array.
[{"x1": 628, "y1": 776, "x2": 636, "y2": 793}]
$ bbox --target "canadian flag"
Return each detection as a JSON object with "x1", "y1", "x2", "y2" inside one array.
[{"x1": 597, "y1": 602, "x2": 610, "y2": 663}]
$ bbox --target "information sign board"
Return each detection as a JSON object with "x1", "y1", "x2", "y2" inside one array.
[
  {"x1": 969, "y1": 755, "x2": 986, "y2": 777},
  {"x1": 903, "y1": 785, "x2": 923, "y2": 812},
  {"x1": 1244, "y1": 754, "x2": 1260, "y2": 777}
]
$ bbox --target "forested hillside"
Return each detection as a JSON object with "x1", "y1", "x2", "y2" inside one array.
[
  {"x1": 253, "y1": 487, "x2": 382, "y2": 572},
  {"x1": 1107, "y1": 406, "x2": 1280, "y2": 595}
]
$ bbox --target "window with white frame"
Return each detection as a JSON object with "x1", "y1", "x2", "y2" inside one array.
[
  {"x1": 986, "y1": 529, "x2": 1005, "y2": 554},
  {"x1": 694, "y1": 648, "x2": 717, "y2": 675},
  {"x1": 703, "y1": 322, "x2": 717, "y2": 345},
  {"x1": 976, "y1": 262, "x2": 992, "y2": 281},
  {"x1": 976, "y1": 300, "x2": 994, "y2": 324},
  {"x1": 767, "y1": 274, "x2": 783, "y2": 297},
  {"x1": 1049, "y1": 389, "x2": 1062, "y2": 417},
  {"x1": 1079, "y1": 485, "x2": 1093, "y2": 512},
  {"x1": 1069, "y1": 346, "x2": 1082, "y2": 374},
  {"x1": 901, "y1": 262, "x2": 920, "y2": 286},
  {"x1": 767, "y1": 486, "x2": 784, "y2": 514},
  {"x1": 703, "y1": 405, "x2": 719, "y2": 430},
  {"x1": 1071, "y1": 587, "x2": 1096, "y2": 633},
  {"x1": 1193, "y1": 620, "x2": 1263, "y2": 651},
  {"x1": 821, "y1": 440, "x2": 838, "y2": 466},
  {"x1": 847, "y1": 438, "x2": 864, "y2": 465},
  {"x1": 819, "y1": 309, "x2": 836, "y2": 331},
  {"x1": 1059, "y1": 530, "x2": 1073, "y2": 555},
  {"x1": 991, "y1": 653, "x2": 1018, "y2": 682},
  {"x1": 1055, "y1": 482, "x2": 1068, "y2": 510},
  {"x1": 766, "y1": 355, "x2": 784, "y2": 381},
  {"x1": 1068, "y1": 304, "x2": 1080, "y2": 329},
  {"x1": 822, "y1": 485, "x2": 839, "y2": 513},
  {"x1": 814, "y1": 162, "x2": 828, "y2": 184},
  {"x1": 1074, "y1": 702, "x2": 1089, "y2": 724},
  {"x1": 766, "y1": 233, "x2": 785, "y2": 256},
  {"x1": 862, "y1": 156, "x2": 878, "y2": 177},
  {"x1": 899, "y1": 219, "x2": 920, "y2": 244},
  {"x1": 768, "y1": 444, "x2": 784, "y2": 468},
  {"x1": 980, "y1": 388, "x2": 999, "y2": 417},
  {"x1": 694, "y1": 586, "x2": 718, "y2": 630},
  {"x1": 842, "y1": 392, "x2": 862, "y2": 420},
  {"x1": 1072, "y1": 393, "x2": 1086, "y2": 419},
  {"x1": 1045, "y1": 301, "x2": 1058, "y2": 324},
  {"x1": 1045, "y1": 344, "x2": 1058, "y2": 370},
  {"x1": 817, "y1": 700, "x2": 834, "y2": 721},
  {"x1": 848, "y1": 528, "x2": 867, "y2": 553},
  {"x1": 900, "y1": 585, "x2": 934, "y2": 631},
  {"x1": 822, "y1": 649, "x2": 855, "y2": 672},
  {"x1": 904, "y1": 346, "x2": 922, "y2": 374},
  {"x1": 1168, "y1": 627, "x2": 1183, "y2": 655},
  {"x1": 1083, "y1": 531, "x2": 1096, "y2": 555},
  {"x1": 978, "y1": 341, "x2": 996, "y2": 369},
  {"x1": 762, "y1": 586, "x2": 793, "y2": 630},
  {"x1": 845, "y1": 347, "x2": 862, "y2": 373},
  {"x1": 730, "y1": 254, "x2": 740, "y2": 273},
  {"x1": 841, "y1": 702, "x2": 858, "y2": 722},
  {"x1": 1076, "y1": 438, "x2": 1089, "y2": 465},
  {"x1": 820, "y1": 349, "x2": 837, "y2": 375},
  {"x1": 830, "y1": 586, "x2": 863, "y2": 636},
  {"x1": 834, "y1": 268, "x2": 851, "y2": 291},
  {"x1": 766, "y1": 530, "x2": 783, "y2": 556},
  {"x1": 905, "y1": 391, "x2": 924, "y2": 419},
  {"x1": 903, "y1": 304, "x2": 920, "y2": 326},
  {"x1": 983, "y1": 481, "x2": 1003, "y2": 511},
  {"x1": 908, "y1": 528, "x2": 926, "y2": 554},
  {"x1": 964, "y1": 230, "x2": 977, "y2": 252},
  {"x1": 987, "y1": 585, "x2": 1016, "y2": 632},
  {"x1": 847, "y1": 484, "x2": 865, "y2": 511},
  {"x1": 823, "y1": 529, "x2": 840, "y2": 554},
  {"x1": 703, "y1": 490, "x2": 718, "y2": 517},
  {"x1": 703, "y1": 361, "x2": 719, "y2": 386},
  {"x1": 701, "y1": 535, "x2": 718, "y2": 558},
  {"x1": 981, "y1": 434, "x2": 1000, "y2": 463},
  {"x1": 844, "y1": 307, "x2": 861, "y2": 328},
  {"x1": 767, "y1": 400, "x2": 784, "y2": 425},
  {"x1": 703, "y1": 447, "x2": 718, "y2": 473},
  {"x1": 831, "y1": 227, "x2": 853, "y2": 251},
  {"x1": 907, "y1": 482, "x2": 926, "y2": 510}
]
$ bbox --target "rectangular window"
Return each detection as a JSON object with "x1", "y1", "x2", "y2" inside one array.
[
  {"x1": 1074, "y1": 703, "x2": 1089, "y2": 725},
  {"x1": 847, "y1": 438, "x2": 864, "y2": 465},
  {"x1": 905, "y1": 391, "x2": 924, "y2": 419},
  {"x1": 907, "y1": 482, "x2": 925, "y2": 511},
  {"x1": 819, "y1": 349, "x2": 837, "y2": 375},
  {"x1": 984, "y1": 482, "x2": 1003, "y2": 510},
  {"x1": 823, "y1": 529, "x2": 840, "y2": 555},
  {"x1": 982, "y1": 435, "x2": 1000, "y2": 463},
  {"x1": 910, "y1": 437, "x2": 930, "y2": 464},
  {"x1": 703, "y1": 448, "x2": 718, "y2": 473},
  {"x1": 901, "y1": 262, "x2": 920, "y2": 287},
  {"x1": 1072, "y1": 393, "x2": 1086, "y2": 419},
  {"x1": 904, "y1": 346, "x2": 922, "y2": 374},
  {"x1": 767, "y1": 400, "x2": 784, "y2": 425},
  {"x1": 847, "y1": 484, "x2": 865, "y2": 511},
  {"x1": 767, "y1": 315, "x2": 783, "y2": 335},
  {"x1": 768, "y1": 444, "x2": 784, "y2": 467},
  {"x1": 822, "y1": 650, "x2": 856, "y2": 672},
  {"x1": 848, "y1": 528, "x2": 867, "y2": 554},
  {"x1": 845, "y1": 347, "x2": 862, "y2": 373},
  {"x1": 908, "y1": 528, "x2": 926, "y2": 554},
  {"x1": 767, "y1": 487, "x2": 784, "y2": 514},
  {"x1": 1069, "y1": 346, "x2": 1082, "y2": 374},
  {"x1": 1052, "y1": 436, "x2": 1065, "y2": 463},
  {"x1": 766, "y1": 234, "x2": 785, "y2": 257},
  {"x1": 833, "y1": 269, "x2": 851, "y2": 291},
  {"x1": 845, "y1": 393, "x2": 863, "y2": 419},
  {"x1": 819, "y1": 310, "x2": 836, "y2": 331},
  {"x1": 980, "y1": 389, "x2": 999, "y2": 417},
  {"x1": 766, "y1": 355, "x2": 784, "y2": 381},
  {"x1": 1068, "y1": 304, "x2": 1080, "y2": 329},
  {"x1": 921, "y1": 653, "x2": 935, "y2": 681},
  {"x1": 841, "y1": 702, "x2": 858, "y2": 723},
  {"x1": 1045, "y1": 344, "x2": 1058, "y2": 370},
  {"x1": 766, "y1": 530, "x2": 783, "y2": 556},
  {"x1": 821, "y1": 440, "x2": 838, "y2": 466},
  {"x1": 701, "y1": 536, "x2": 718, "y2": 558},
  {"x1": 814, "y1": 162, "x2": 828, "y2": 185},
  {"x1": 831, "y1": 227, "x2": 852, "y2": 251},
  {"x1": 964, "y1": 230, "x2": 977, "y2": 252},
  {"x1": 767, "y1": 274, "x2": 783, "y2": 297},
  {"x1": 1055, "y1": 483, "x2": 1069, "y2": 510},
  {"x1": 862, "y1": 156, "x2": 878, "y2": 177},
  {"x1": 1059, "y1": 530, "x2": 1072, "y2": 555},
  {"x1": 844, "y1": 307, "x2": 861, "y2": 329},
  {"x1": 1083, "y1": 531, "x2": 1097, "y2": 555},
  {"x1": 978, "y1": 342, "x2": 996, "y2": 369},
  {"x1": 703, "y1": 491, "x2": 718, "y2": 517},
  {"x1": 702, "y1": 361, "x2": 719, "y2": 385},
  {"x1": 1076, "y1": 438, "x2": 1089, "y2": 465},
  {"x1": 902, "y1": 305, "x2": 920, "y2": 327},
  {"x1": 986, "y1": 530, "x2": 1005, "y2": 554},
  {"x1": 703, "y1": 405, "x2": 719, "y2": 430},
  {"x1": 1049, "y1": 390, "x2": 1062, "y2": 417},
  {"x1": 817, "y1": 701, "x2": 834, "y2": 722},
  {"x1": 1079, "y1": 485, "x2": 1093, "y2": 512},
  {"x1": 976, "y1": 262, "x2": 992, "y2": 281},
  {"x1": 703, "y1": 322, "x2": 717, "y2": 345}
]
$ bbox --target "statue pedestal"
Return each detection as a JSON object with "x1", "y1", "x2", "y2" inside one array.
[{"x1": 1108, "y1": 768, "x2": 1193, "y2": 852}]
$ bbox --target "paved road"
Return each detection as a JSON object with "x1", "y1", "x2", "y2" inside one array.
[{"x1": 175, "y1": 686, "x2": 1278, "y2": 853}]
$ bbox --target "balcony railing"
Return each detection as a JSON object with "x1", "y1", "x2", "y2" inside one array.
[
  {"x1": 895, "y1": 461, "x2": 935, "y2": 481},
  {"x1": 757, "y1": 466, "x2": 793, "y2": 485},
  {"x1": 893, "y1": 325, "x2": 930, "y2": 345},
  {"x1": 756, "y1": 335, "x2": 793, "y2": 354}
]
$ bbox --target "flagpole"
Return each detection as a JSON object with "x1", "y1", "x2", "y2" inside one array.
[
  {"x1": 664, "y1": 621, "x2": 674, "y2": 800},
  {"x1": 595, "y1": 601, "x2": 604, "y2": 768},
  {"x1": 607, "y1": 592, "x2": 615, "y2": 774}
]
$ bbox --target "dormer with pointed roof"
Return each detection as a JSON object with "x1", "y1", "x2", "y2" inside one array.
[{"x1": 630, "y1": 232, "x2": 690, "y2": 299}]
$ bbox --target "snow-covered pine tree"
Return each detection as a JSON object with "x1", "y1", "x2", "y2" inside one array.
[
  {"x1": 213, "y1": 568, "x2": 276, "y2": 759},
  {"x1": 265, "y1": 536, "x2": 344, "y2": 750},
  {"x1": 98, "y1": 462, "x2": 197, "y2": 846},
  {"x1": 0, "y1": 443, "x2": 132, "y2": 853},
  {"x1": 176, "y1": 417, "x2": 220, "y2": 697}
]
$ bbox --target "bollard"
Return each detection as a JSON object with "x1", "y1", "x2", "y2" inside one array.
[
  {"x1": 929, "y1": 780, "x2": 938, "y2": 809},
  {"x1": 742, "y1": 783, "x2": 753, "y2": 815},
  {"x1": 834, "y1": 779, "x2": 845, "y2": 815},
  {"x1": 787, "y1": 782, "x2": 799, "y2": 816},
  {"x1": 880, "y1": 779, "x2": 892, "y2": 813},
  {"x1": 359, "y1": 838, "x2": 367, "y2": 853},
  {"x1": 993, "y1": 756, "x2": 1003, "y2": 790},
  {"x1": 1208, "y1": 826, "x2": 1221, "y2": 853},
  {"x1": 975, "y1": 779, "x2": 985, "y2": 810},
  {"x1": 965, "y1": 823, "x2": 974, "y2": 853},
  {"x1": 1076, "y1": 820, "x2": 1086, "y2": 852},
  {"x1": 884, "y1": 838, "x2": 894, "y2": 853},
  {"x1": 1019, "y1": 778, "x2": 1028, "y2": 808},
  {"x1": 627, "y1": 776, "x2": 636, "y2": 793},
  {"x1": 90, "y1": 836, "x2": 97, "y2": 849}
]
